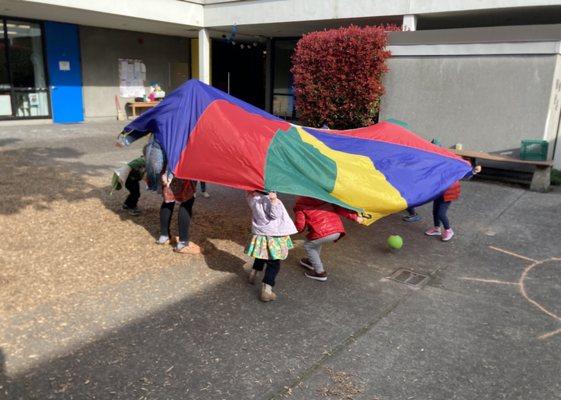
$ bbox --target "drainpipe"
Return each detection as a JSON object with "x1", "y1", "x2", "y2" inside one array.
[{"x1": 552, "y1": 102, "x2": 561, "y2": 164}]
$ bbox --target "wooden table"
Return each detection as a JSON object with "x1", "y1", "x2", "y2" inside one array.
[
  {"x1": 127, "y1": 101, "x2": 160, "y2": 119},
  {"x1": 452, "y1": 149, "x2": 553, "y2": 192}
]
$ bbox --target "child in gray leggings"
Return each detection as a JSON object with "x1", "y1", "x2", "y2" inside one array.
[{"x1": 294, "y1": 196, "x2": 363, "y2": 281}]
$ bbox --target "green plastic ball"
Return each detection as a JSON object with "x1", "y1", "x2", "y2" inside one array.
[{"x1": 387, "y1": 235, "x2": 403, "y2": 250}]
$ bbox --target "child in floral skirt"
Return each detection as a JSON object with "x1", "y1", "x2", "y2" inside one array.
[{"x1": 245, "y1": 191, "x2": 297, "y2": 302}]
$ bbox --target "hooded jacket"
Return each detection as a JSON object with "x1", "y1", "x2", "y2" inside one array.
[
  {"x1": 293, "y1": 196, "x2": 359, "y2": 241},
  {"x1": 246, "y1": 193, "x2": 297, "y2": 236}
]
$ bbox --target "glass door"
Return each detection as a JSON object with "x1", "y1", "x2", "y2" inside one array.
[
  {"x1": 0, "y1": 18, "x2": 50, "y2": 119},
  {"x1": 0, "y1": 20, "x2": 12, "y2": 117},
  {"x1": 272, "y1": 39, "x2": 297, "y2": 120}
]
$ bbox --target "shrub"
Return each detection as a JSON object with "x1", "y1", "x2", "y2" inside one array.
[{"x1": 291, "y1": 25, "x2": 396, "y2": 129}]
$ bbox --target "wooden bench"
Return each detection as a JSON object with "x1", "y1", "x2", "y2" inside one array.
[
  {"x1": 453, "y1": 149, "x2": 553, "y2": 192},
  {"x1": 127, "y1": 101, "x2": 160, "y2": 119}
]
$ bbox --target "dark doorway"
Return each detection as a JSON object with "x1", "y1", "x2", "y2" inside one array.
[{"x1": 211, "y1": 39, "x2": 266, "y2": 109}]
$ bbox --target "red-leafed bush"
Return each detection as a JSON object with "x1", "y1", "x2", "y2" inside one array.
[{"x1": 291, "y1": 25, "x2": 396, "y2": 129}]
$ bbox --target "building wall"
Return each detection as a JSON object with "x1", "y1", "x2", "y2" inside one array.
[
  {"x1": 380, "y1": 55, "x2": 556, "y2": 159},
  {"x1": 80, "y1": 26, "x2": 190, "y2": 119},
  {"x1": 204, "y1": 0, "x2": 561, "y2": 27},
  {"x1": 4, "y1": 0, "x2": 203, "y2": 35}
]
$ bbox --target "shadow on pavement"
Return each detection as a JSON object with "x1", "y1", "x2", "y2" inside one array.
[
  {"x1": 0, "y1": 349, "x2": 9, "y2": 398},
  {"x1": 0, "y1": 138, "x2": 22, "y2": 147},
  {"x1": 0, "y1": 146, "x2": 112, "y2": 215},
  {"x1": 2, "y1": 270, "x2": 368, "y2": 400}
]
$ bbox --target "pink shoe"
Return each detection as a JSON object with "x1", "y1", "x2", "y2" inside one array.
[
  {"x1": 441, "y1": 228, "x2": 454, "y2": 242},
  {"x1": 425, "y1": 227, "x2": 441, "y2": 236}
]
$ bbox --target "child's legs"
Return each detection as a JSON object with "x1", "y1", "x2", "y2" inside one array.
[
  {"x1": 160, "y1": 201, "x2": 175, "y2": 237},
  {"x1": 304, "y1": 233, "x2": 340, "y2": 273},
  {"x1": 124, "y1": 177, "x2": 140, "y2": 208},
  {"x1": 252, "y1": 258, "x2": 266, "y2": 271},
  {"x1": 263, "y1": 259, "x2": 281, "y2": 287},
  {"x1": 200, "y1": 181, "x2": 207, "y2": 192},
  {"x1": 437, "y1": 201, "x2": 452, "y2": 230},
  {"x1": 178, "y1": 198, "x2": 195, "y2": 243},
  {"x1": 432, "y1": 197, "x2": 443, "y2": 227}
]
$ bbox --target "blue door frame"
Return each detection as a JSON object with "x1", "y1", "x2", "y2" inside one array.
[{"x1": 44, "y1": 22, "x2": 84, "y2": 123}]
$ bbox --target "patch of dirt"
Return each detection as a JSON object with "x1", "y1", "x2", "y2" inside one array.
[
  {"x1": 317, "y1": 367, "x2": 366, "y2": 399},
  {"x1": 0, "y1": 147, "x2": 252, "y2": 315}
]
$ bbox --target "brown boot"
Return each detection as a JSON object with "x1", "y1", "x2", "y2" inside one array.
[
  {"x1": 259, "y1": 284, "x2": 277, "y2": 302},
  {"x1": 173, "y1": 241, "x2": 201, "y2": 254}
]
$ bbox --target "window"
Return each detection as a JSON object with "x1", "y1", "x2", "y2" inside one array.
[
  {"x1": 0, "y1": 20, "x2": 8, "y2": 88},
  {"x1": 0, "y1": 18, "x2": 50, "y2": 119}
]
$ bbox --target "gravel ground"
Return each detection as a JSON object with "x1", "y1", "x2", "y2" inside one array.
[{"x1": 0, "y1": 121, "x2": 252, "y2": 315}]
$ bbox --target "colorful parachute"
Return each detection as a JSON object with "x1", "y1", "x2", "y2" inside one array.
[{"x1": 121, "y1": 79, "x2": 471, "y2": 224}]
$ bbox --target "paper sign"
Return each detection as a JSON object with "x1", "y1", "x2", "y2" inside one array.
[
  {"x1": 59, "y1": 61, "x2": 70, "y2": 71},
  {"x1": 118, "y1": 58, "x2": 146, "y2": 98},
  {"x1": 29, "y1": 93, "x2": 39, "y2": 106}
]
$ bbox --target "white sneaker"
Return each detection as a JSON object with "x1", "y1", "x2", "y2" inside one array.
[{"x1": 305, "y1": 270, "x2": 328, "y2": 282}]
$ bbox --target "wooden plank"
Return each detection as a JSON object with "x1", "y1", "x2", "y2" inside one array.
[
  {"x1": 126, "y1": 101, "x2": 160, "y2": 119},
  {"x1": 128, "y1": 101, "x2": 160, "y2": 107},
  {"x1": 452, "y1": 149, "x2": 553, "y2": 167}
]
